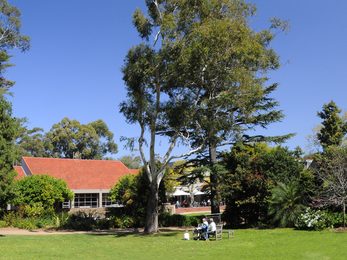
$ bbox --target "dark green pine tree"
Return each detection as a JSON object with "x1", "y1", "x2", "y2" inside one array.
[
  {"x1": 0, "y1": 0, "x2": 30, "y2": 214},
  {"x1": 317, "y1": 101, "x2": 347, "y2": 150},
  {"x1": 0, "y1": 97, "x2": 21, "y2": 214}
]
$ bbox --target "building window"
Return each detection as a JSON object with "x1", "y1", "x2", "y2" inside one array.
[
  {"x1": 62, "y1": 201, "x2": 71, "y2": 209},
  {"x1": 102, "y1": 193, "x2": 114, "y2": 207},
  {"x1": 74, "y1": 193, "x2": 98, "y2": 208}
]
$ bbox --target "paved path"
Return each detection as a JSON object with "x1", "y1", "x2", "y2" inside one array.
[{"x1": 0, "y1": 227, "x2": 136, "y2": 236}]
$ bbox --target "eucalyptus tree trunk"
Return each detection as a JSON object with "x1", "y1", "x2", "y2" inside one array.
[
  {"x1": 209, "y1": 143, "x2": 221, "y2": 214},
  {"x1": 144, "y1": 181, "x2": 159, "y2": 233}
]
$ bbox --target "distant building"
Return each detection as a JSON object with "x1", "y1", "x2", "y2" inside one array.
[
  {"x1": 304, "y1": 159, "x2": 313, "y2": 169},
  {"x1": 14, "y1": 157, "x2": 138, "y2": 209}
]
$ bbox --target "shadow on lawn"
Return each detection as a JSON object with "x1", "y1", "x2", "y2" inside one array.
[{"x1": 85, "y1": 229, "x2": 181, "y2": 238}]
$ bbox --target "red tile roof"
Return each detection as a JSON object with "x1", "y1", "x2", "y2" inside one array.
[
  {"x1": 14, "y1": 166, "x2": 26, "y2": 180},
  {"x1": 19, "y1": 157, "x2": 138, "y2": 190}
]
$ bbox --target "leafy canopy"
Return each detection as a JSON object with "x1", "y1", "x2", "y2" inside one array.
[
  {"x1": 44, "y1": 118, "x2": 117, "y2": 159},
  {"x1": 122, "y1": 0, "x2": 290, "y2": 229},
  {"x1": 0, "y1": 0, "x2": 29, "y2": 94},
  {"x1": 221, "y1": 143, "x2": 312, "y2": 227},
  {"x1": 0, "y1": 0, "x2": 29, "y2": 214},
  {"x1": 0, "y1": 97, "x2": 21, "y2": 213},
  {"x1": 313, "y1": 146, "x2": 347, "y2": 227},
  {"x1": 14, "y1": 175, "x2": 73, "y2": 214},
  {"x1": 119, "y1": 155, "x2": 142, "y2": 169},
  {"x1": 109, "y1": 170, "x2": 169, "y2": 225},
  {"x1": 317, "y1": 101, "x2": 347, "y2": 150}
]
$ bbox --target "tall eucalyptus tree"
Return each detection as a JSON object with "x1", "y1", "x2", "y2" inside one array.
[{"x1": 121, "y1": 0, "x2": 289, "y2": 232}]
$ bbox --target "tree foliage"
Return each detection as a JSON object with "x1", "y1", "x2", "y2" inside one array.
[
  {"x1": 0, "y1": 0, "x2": 29, "y2": 94},
  {"x1": 121, "y1": 1, "x2": 198, "y2": 233},
  {"x1": 119, "y1": 155, "x2": 142, "y2": 169},
  {"x1": 16, "y1": 126, "x2": 47, "y2": 158},
  {"x1": 109, "y1": 169, "x2": 169, "y2": 226},
  {"x1": 268, "y1": 181, "x2": 306, "y2": 227},
  {"x1": 317, "y1": 101, "x2": 347, "y2": 150},
  {"x1": 16, "y1": 118, "x2": 118, "y2": 160},
  {"x1": 313, "y1": 146, "x2": 347, "y2": 227},
  {"x1": 0, "y1": 0, "x2": 29, "y2": 214},
  {"x1": 122, "y1": 0, "x2": 289, "y2": 232},
  {"x1": 14, "y1": 175, "x2": 73, "y2": 215},
  {"x1": 222, "y1": 143, "x2": 271, "y2": 226},
  {"x1": 0, "y1": 97, "x2": 21, "y2": 214},
  {"x1": 179, "y1": 2, "x2": 290, "y2": 212},
  {"x1": 147, "y1": 0, "x2": 289, "y2": 213},
  {"x1": 221, "y1": 143, "x2": 312, "y2": 227},
  {"x1": 28, "y1": 118, "x2": 118, "y2": 159}
]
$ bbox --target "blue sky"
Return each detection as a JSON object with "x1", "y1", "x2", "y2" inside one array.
[{"x1": 7, "y1": 0, "x2": 347, "y2": 158}]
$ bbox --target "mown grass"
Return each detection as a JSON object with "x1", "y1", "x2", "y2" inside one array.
[
  {"x1": 182, "y1": 212, "x2": 210, "y2": 216},
  {"x1": 0, "y1": 229, "x2": 346, "y2": 259}
]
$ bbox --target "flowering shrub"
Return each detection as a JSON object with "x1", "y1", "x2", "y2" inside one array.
[{"x1": 295, "y1": 208, "x2": 328, "y2": 231}]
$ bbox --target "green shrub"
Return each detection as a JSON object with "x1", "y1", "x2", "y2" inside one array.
[
  {"x1": 2, "y1": 211, "x2": 63, "y2": 230},
  {"x1": 113, "y1": 216, "x2": 136, "y2": 228},
  {"x1": 14, "y1": 218, "x2": 37, "y2": 230},
  {"x1": 54, "y1": 212, "x2": 70, "y2": 228},
  {"x1": 3, "y1": 211, "x2": 17, "y2": 226},
  {"x1": 23, "y1": 202, "x2": 45, "y2": 218},
  {"x1": 35, "y1": 215, "x2": 58, "y2": 228},
  {"x1": 0, "y1": 220, "x2": 7, "y2": 228},
  {"x1": 96, "y1": 218, "x2": 113, "y2": 230},
  {"x1": 63, "y1": 212, "x2": 97, "y2": 231},
  {"x1": 324, "y1": 211, "x2": 344, "y2": 228},
  {"x1": 62, "y1": 211, "x2": 137, "y2": 230},
  {"x1": 14, "y1": 175, "x2": 73, "y2": 215},
  {"x1": 159, "y1": 213, "x2": 199, "y2": 227}
]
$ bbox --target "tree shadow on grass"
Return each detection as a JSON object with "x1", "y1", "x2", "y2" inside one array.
[
  {"x1": 152, "y1": 231, "x2": 180, "y2": 237},
  {"x1": 114, "y1": 231, "x2": 180, "y2": 238},
  {"x1": 85, "y1": 229, "x2": 181, "y2": 238}
]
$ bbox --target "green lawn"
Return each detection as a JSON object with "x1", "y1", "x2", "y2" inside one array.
[{"x1": 0, "y1": 229, "x2": 346, "y2": 260}]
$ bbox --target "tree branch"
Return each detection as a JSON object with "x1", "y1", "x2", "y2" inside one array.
[
  {"x1": 152, "y1": 0, "x2": 162, "y2": 46},
  {"x1": 138, "y1": 121, "x2": 152, "y2": 182},
  {"x1": 157, "y1": 136, "x2": 178, "y2": 181},
  {"x1": 157, "y1": 142, "x2": 206, "y2": 185},
  {"x1": 153, "y1": 30, "x2": 161, "y2": 46}
]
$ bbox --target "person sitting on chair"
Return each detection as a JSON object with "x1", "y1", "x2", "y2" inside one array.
[
  {"x1": 201, "y1": 218, "x2": 208, "y2": 238},
  {"x1": 207, "y1": 218, "x2": 216, "y2": 239},
  {"x1": 194, "y1": 218, "x2": 208, "y2": 240}
]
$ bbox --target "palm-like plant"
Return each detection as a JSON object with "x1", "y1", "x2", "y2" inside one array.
[{"x1": 268, "y1": 182, "x2": 306, "y2": 227}]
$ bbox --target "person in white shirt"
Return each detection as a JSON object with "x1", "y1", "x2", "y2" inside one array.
[{"x1": 207, "y1": 218, "x2": 216, "y2": 239}]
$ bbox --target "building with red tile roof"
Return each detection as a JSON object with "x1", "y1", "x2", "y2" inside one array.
[
  {"x1": 13, "y1": 166, "x2": 26, "y2": 180},
  {"x1": 14, "y1": 157, "x2": 138, "y2": 209}
]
